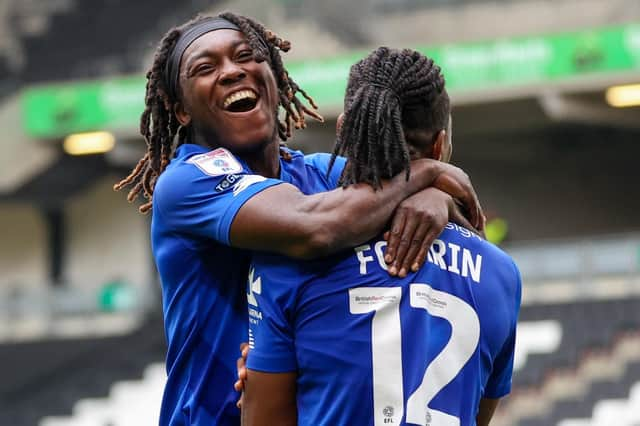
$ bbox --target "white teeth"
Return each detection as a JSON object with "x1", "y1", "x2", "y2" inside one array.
[{"x1": 223, "y1": 90, "x2": 257, "y2": 109}]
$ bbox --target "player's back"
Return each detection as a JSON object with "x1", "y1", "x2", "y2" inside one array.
[{"x1": 249, "y1": 223, "x2": 521, "y2": 426}]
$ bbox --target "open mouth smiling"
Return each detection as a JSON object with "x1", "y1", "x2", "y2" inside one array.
[{"x1": 223, "y1": 89, "x2": 259, "y2": 113}]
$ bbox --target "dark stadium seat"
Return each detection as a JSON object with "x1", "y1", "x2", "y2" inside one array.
[
  {"x1": 0, "y1": 314, "x2": 166, "y2": 426},
  {"x1": 1, "y1": 0, "x2": 221, "y2": 88},
  {"x1": 541, "y1": 368, "x2": 640, "y2": 425},
  {"x1": 514, "y1": 297, "x2": 640, "y2": 392},
  {"x1": 501, "y1": 297, "x2": 640, "y2": 425},
  {"x1": 512, "y1": 344, "x2": 640, "y2": 425}
]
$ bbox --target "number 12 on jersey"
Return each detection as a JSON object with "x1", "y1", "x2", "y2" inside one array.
[{"x1": 349, "y1": 284, "x2": 480, "y2": 426}]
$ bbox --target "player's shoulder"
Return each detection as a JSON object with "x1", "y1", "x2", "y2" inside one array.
[
  {"x1": 175, "y1": 145, "x2": 245, "y2": 176},
  {"x1": 277, "y1": 149, "x2": 346, "y2": 192},
  {"x1": 440, "y1": 225, "x2": 522, "y2": 318},
  {"x1": 304, "y1": 152, "x2": 347, "y2": 190},
  {"x1": 254, "y1": 241, "x2": 351, "y2": 282},
  {"x1": 254, "y1": 252, "x2": 326, "y2": 279},
  {"x1": 303, "y1": 151, "x2": 337, "y2": 167},
  {"x1": 303, "y1": 152, "x2": 346, "y2": 174},
  {"x1": 441, "y1": 223, "x2": 520, "y2": 280},
  {"x1": 154, "y1": 145, "x2": 249, "y2": 210},
  {"x1": 153, "y1": 157, "x2": 194, "y2": 211},
  {"x1": 279, "y1": 147, "x2": 310, "y2": 177},
  {"x1": 251, "y1": 253, "x2": 321, "y2": 302}
]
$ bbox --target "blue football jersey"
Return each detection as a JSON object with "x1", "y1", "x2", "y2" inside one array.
[
  {"x1": 248, "y1": 223, "x2": 521, "y2": 426},
  {"x1": 151, "y1": 143, "x2": 345, "y2": 425}
]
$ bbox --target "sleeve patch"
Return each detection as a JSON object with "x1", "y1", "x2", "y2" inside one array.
[
  {"x1": 187, "y1": 147, "x2": 243, "y2": 176},
  {"x1": 233, "y1": 175, "x2": 267, "y2": 196}
]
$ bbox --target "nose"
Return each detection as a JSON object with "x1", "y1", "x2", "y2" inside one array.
[{"x1": 219, "y1": 59, "x2": 246, "y2": 85}]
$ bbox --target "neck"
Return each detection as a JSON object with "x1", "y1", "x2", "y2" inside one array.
[
  {"x1": 190, "y1": 128, "x2": 281, "y2": 178},
  {"x1": 242, "y1": 141, "x2": 281, "y2": 178}
]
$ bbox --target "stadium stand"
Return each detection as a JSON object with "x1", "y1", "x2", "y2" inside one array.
[
  {"x1": 493, "y1": 298, "x2": 640, "y2": 426},
  {"x1": 514, "y1": 320, "x2": 563, "y2": 372},
  {"x1": 40, "y1": 363, "x2": 166, "y2": 426},
  {"x1": 9, "y1": 305, "x2": 636, "y2": 426},
  {"x1": 513, "y1": 358, "x2": 640, "y2": 426},
  {"x1": 515, "y1": 298, "x2": 640, "y2": 387},
  {"x1": 0, "y1": 0, "x2": 225, "y2": 91},
  {"x1": 0, "y1": 315, "x2": 165, "y2": 426},
  {"x1": 558, "y1": 382, "x2": 640, "y2": 426}
]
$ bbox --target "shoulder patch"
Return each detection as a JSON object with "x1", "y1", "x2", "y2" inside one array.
[
  {"x1": 187, "y1": 148, "x2": 243, "y2": 176},
  {"x1": 233, "y1": 175, "x2": 267, "y2": 196}
]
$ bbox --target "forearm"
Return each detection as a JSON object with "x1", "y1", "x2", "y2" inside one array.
[
  {"x1": 308, "y1": 159, "x2": 456, "y2": 254},
  {"x1": 242, "y1": 370, "x2": 297, "y2": 426},
  {"x1": 230, "y1": 159, "x2": 446, "y2": 258}
]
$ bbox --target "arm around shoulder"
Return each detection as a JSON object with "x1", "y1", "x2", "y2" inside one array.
[
  {"x1": 230, "y1": 158, "x2": 455, "y2": 259},
  {"x1": 230, "y1": 183, "x2": 340, "y2": 259}
]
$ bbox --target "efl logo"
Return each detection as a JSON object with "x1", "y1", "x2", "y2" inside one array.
[{"x1": 188, "y1": 148, "x2": 243, "y2": 176}]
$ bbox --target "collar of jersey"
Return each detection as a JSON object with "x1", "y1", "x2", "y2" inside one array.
[
  {"x1": 174, "y1": 143, "x2": 303, "y2": 179},
  {"x1": 175, "y1": 143, "x2": 212, "y2": 159}
]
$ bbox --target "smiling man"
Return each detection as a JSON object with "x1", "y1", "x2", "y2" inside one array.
[{"x1": 172, "y1": 28, "x2": 281, "y2": 163}]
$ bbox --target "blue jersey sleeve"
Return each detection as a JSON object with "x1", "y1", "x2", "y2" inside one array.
[
  {"x1": 246, "y1": 261, "x2": 299, "y2": 373},
  {"x1": 153, "y1": 158, "x2": 283, "y2": 246},
  {"x1": 304, "y1": 153, "x2": 346, "y2": 189},
  {"x1": 484, "y1": 261, "x2": 522, "y2": 398}
]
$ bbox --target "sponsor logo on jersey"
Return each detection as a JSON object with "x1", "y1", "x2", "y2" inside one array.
[
  {"x1": 188, "y1": 148, "x2": 243, "y2": 176},
  {"x1": 247, "y1": 268, "x2": 263, "y2": 327},
  {"x1": 214, "y1": 174, "x2": 242, "y2": 192}
]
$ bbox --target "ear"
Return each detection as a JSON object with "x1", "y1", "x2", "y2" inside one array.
[
  {"x1": 174, "y1": 101, "x2": 192, "y2": 127},
  {"x1": 432, "y1": 129, "x2": 447, "y2": 161},
  {"x1": 336, "y1": 112, "x2": 345, "y2": 136}
]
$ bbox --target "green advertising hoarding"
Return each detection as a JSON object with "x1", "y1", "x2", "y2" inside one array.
[
  {"x1": 22, "y1": 23, "x2": 640, "y2": 138},
  {"x1": 23, "y1": 76, "x2": 146, "y2": 139}
]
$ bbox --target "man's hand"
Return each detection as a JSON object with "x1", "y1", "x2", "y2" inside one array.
[
  {"x1": 450, "y1": 198, "x2": 486, "y2": 238},
  {"x1": 384, "y1": 186, "x2": 484, "y2": 277},
  {"x1": 234, "y1": 342, "x2": 249, "y2": 408},
  {"x1": 382, "y1": 161, "x2": 483, "y2": 276},
  {"x1": 430, "y1": 163, "x2": 483, "y2": 230},
  {"x1": 384, "y1": 187, "x2": 449, "y2": 277}
]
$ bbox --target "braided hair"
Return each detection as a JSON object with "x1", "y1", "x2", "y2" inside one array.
[
  {"x1": 330, "y1": 47, "x2": 450, "y2": 189},
  {"x1": 114, "y1": 12, "x2": 322, "y2": 213}
]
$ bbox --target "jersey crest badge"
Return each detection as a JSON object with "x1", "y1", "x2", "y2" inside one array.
[{"x1": 188, "y1": 148, "x2": 243, "y2": 176}]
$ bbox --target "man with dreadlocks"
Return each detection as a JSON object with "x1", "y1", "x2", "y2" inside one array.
[
  {"x1": 242, "y1": 48, "x2": 521, "y2": 426},
  {"x1": 115, "y1": 12, "x2": 484, "y2": 425}
]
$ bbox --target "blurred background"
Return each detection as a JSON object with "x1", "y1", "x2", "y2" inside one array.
[{"x1": 0, "y1": 0, "x2": 639, "y2": 425}]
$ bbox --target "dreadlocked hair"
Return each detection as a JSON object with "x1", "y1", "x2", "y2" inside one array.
[
  {"x1": 329, "y1": 47, "x2": 449, "y2": 190},
  {"x1": 114, "y1": 12, "x2": 322, "y2": 213}
]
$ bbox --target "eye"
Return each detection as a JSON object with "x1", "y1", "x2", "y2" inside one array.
[
  {"x1": 237, "y1": 50, "x2": 253, "y2": 62},
  {"x1": 198, "y1": 64, "x2": 214, "y2": 73},
  {"x1": 191, "y1": 63, "x2": 215, "y2": 76}
]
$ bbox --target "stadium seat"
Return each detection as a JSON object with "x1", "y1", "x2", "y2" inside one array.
[
  {"x1": 0, "y1": 315, "x2": 165, "y2": 426},
  {"x1": 497, "y1": 297, "x2": 640, "y2": 425},
  {"x1": 514, "y1": 320, "x2": 563, "y2": 371}
]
